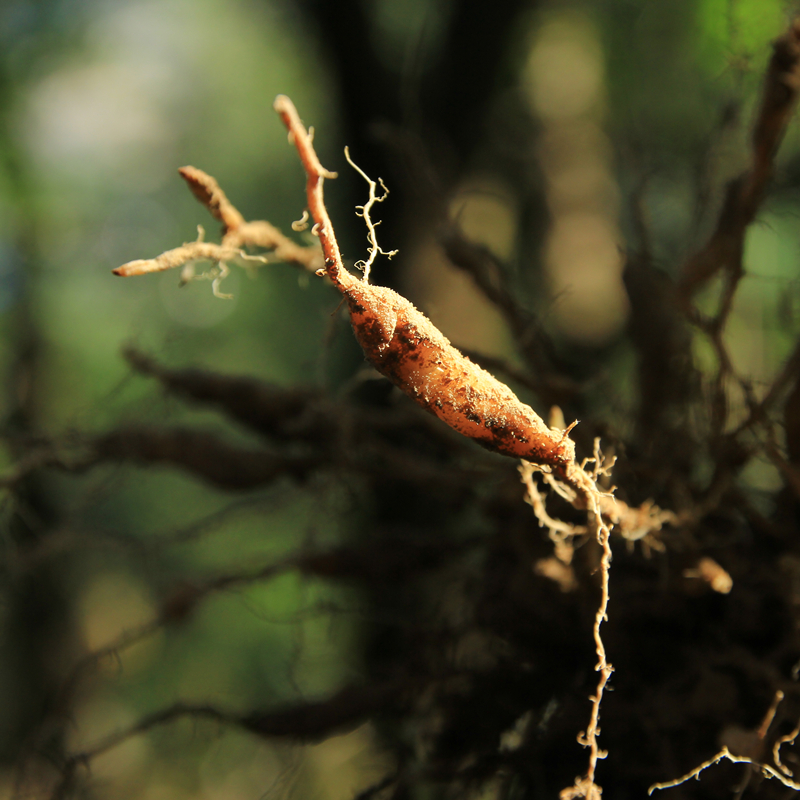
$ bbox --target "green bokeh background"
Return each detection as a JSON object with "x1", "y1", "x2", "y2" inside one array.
[{"x1": 1, "y1": 0, "x2": 799, "y2": 797}]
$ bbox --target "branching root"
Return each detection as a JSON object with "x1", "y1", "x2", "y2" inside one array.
[
  {"x1": 521, "y1": 437, "x2": 680, "y2": 800},
  {"x1": 343, "y1": 146, "x2": 398, "y2": 282},
  {"x1": 113, "y1": 165, "x2": 323, "y2": 290},
  {"x1": 648, "y1": 747, "x2": 800, "y2": 795}
]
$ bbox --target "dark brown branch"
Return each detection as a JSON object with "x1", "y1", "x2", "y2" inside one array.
[
  {"x1": 124, "y1": 348, "x2": 323, "y2": 443},
  {"x1": 669, "y1": 19, "x2": 800, "y2": 444},
  {"x1": 52, "y1": 529, "x2": 476, "y2": 737},
  {"x1": 240, "y1": 680, "x2": 408, "y2": 740},
  {"x1": 92, "y1": 426, "x2": 317, "y2": 490},
  {"x1": 50, "y1": 704, "x2": 238, "y2": 800},
  {"x1": 622, "y1": 256, "x2": 698, "y2": 462},
  {"x1": 51, "y1": 682, "x2": 410, "y2": 799},
  {"x1": 678, "y1": 19, "x2": 800, "y2": 300},
  {"x1": 353, "y1": 774, "x2": 399, "y2": 800}
]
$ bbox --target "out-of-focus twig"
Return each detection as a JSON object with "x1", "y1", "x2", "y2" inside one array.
[
  {"x1": 678, "y1": 19, "x2": 800, "y2": 302},
  {"x1": 670, "y1": 18, "x2": 800, "y2": 446},
  {"x1": 48, "y1": 680, "x2": 411, "y2": 800}
]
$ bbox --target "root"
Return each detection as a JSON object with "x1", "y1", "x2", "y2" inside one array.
[
  {"x1": 344, "y1": 147, "x2": 398, "y2": 282},
  {"x1": 113, "y1": 165, "x2": 322, "y2": 284}
]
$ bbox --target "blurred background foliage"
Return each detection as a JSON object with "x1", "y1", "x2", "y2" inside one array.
[{"x1": 1, "y1": 0, "x2": 800, "y2": 798}]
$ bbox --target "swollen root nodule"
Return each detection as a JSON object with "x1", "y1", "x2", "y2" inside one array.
[
  {"x1": 271, "y1": 93, "x2": 576, "y2": 475},
  {"x1": 332, "y1": 260, "x2": 574, "y2": 469}
]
